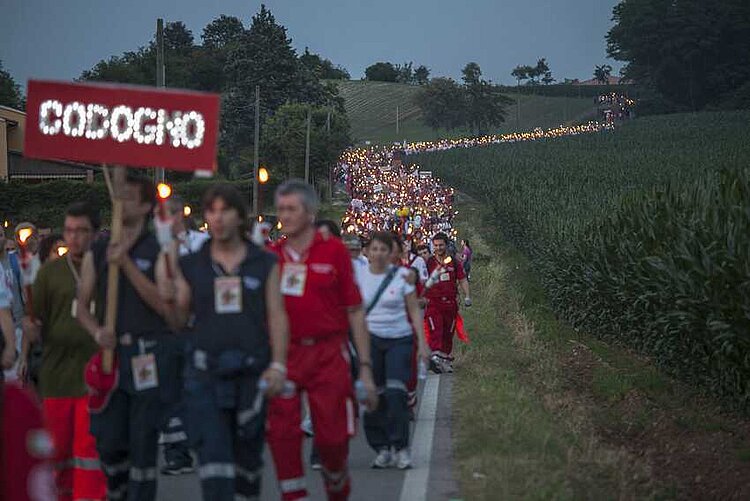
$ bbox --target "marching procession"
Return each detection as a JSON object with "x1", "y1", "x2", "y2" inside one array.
[{"x1": 0, "y1": 79, "x2": 473, "y2": 501}]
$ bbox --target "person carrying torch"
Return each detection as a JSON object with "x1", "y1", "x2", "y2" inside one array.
[{"x1": 423, "y1": 232, "x2": 471, "y2": 374}]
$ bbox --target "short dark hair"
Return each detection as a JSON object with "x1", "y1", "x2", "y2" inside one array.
[
  {"x1": 39, "y1": 233, "x2": 63, "y2": 264},
  {"x1": 416, "y1": 244, "x2": 429, "y2": 253},
  {"x1": 202, "y1": 184, "x2": 248, "y2": 224},
  {"x1": 66, "y1": 201, "x2": 101, "y2": 230},
  {"x1": 126, "y1": 172, "x2": 156, "y2": 210},
  {"x1": 315, "y1": 219, "x2": 341, "y2": 238},
  {"x1": 370, "y1": 231, "x2": 394, "y2": 249},
  {"x1": 432, "y1": 232, "x2": 449, "y2": 244}
]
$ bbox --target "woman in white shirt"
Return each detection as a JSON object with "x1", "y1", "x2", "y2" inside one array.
[{"x1": 356, "y1": 232, "x2": 429, "y2": 470}]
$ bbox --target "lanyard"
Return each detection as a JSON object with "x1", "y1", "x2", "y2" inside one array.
[{"x1": 65, "y1": 253, "x2": 81, "y2": 286}]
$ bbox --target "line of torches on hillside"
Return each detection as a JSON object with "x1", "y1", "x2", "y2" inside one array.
[{"x1": 337, "y1": 121, "x2": 614, "y2": 245}]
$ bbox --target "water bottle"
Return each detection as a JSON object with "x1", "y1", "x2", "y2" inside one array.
[
  {"x1": 257, "y1": 379, "x2": 295, "y2": 397},
  {"x1": 355, "y1": 380, "x2": 368, "y2": 403},
  {"x1": 418, "y1": 359, "x2": 428, "y2": 380}
]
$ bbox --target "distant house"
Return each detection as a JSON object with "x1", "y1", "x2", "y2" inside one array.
[
  {"x1": 1, "y1": 105, "x2": 96, "y2": 183},
  {"x1": 575, "y1": 76, "x2": 632, "y2": 86}
]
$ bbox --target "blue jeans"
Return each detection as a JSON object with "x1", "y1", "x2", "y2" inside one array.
[{"x1": 363, "y1": 335, "x2": 413, "y2": 451}]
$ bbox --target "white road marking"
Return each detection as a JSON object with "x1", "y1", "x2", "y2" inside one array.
[{"x1": 399, "y1": 373, "x2": 441, "y2": 501}]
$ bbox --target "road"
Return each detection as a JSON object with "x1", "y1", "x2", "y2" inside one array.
[{"x1": 157, "y1": 373, "x2": 458, "y2": 500}]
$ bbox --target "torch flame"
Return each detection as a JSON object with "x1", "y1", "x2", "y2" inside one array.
[
  {"x1": 444, "y1": 256, "x2": 452, "y2": 264},
  {"x1": 157, "y1": 183, "x2": 172, "y2": 200},
  {"x1": 258, "y1": 167, "x2": 270, "y2": 184},
  {"x1": 57, "y1": 246, "x2": 69, "y2": 257},
  {"x1": 183, "y1": 205, "x2": 192, "y2": 217},
  {"x1": 18, "y1": 228, "x2": 33, "y2": 244}
]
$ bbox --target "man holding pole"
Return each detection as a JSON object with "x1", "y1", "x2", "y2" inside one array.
[{"x1": 76, "y1": 172, "x2": 180, "y2": 501}]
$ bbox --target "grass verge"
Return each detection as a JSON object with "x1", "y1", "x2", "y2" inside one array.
[{"x1": 451, "y1": 196, "x2": 750, "y2": 500}]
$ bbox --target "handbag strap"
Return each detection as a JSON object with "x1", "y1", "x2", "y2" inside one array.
[{"x1": 366, "y1": 266, "x2": 399, "y2": 316}]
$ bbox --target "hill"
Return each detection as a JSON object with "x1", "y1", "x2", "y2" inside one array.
[{"x1": 331, "y1": 80, "x2": 597, "y2": 144}]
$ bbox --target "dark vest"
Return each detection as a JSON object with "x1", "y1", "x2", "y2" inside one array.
[
  {"x1": 92, "y1": 229, "x2": 168, "y2": 336},
  {"x1": 179, "y1": 240, "x2": 276, "y2": 360}
]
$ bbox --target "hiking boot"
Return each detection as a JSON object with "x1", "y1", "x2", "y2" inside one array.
[
  {"x1": 371, "y1": 448, "x2": 393, "y2": 469},
  {"x1": 429, "y1": 354, "x2": 443, "y2": 374}
]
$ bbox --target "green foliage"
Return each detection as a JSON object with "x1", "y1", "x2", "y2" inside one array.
[
  {"x1": 416, "y1": 62, "x2": 513, "y2": 134},
  {"x1": 78, "y1": 6, "x2": 348, "y2": 179},
  {"x1": 260, "y1": 103, "x2": 350, "y2": 183},
  {"x1": 0, "y1": 179, "x2": 281, "y2": 231},
  {"x1": 0, "y1": 60, "x2": 24, "y2": 109},
  {"x1": 364, "y1": 62, "x2": 399, "y2": 82},
  {"x1": 411, "y1": 110, "x2": 750, "y2": 408},
  {"x1": 607, "y1": 0, "x2": 750, "y2": 111}
]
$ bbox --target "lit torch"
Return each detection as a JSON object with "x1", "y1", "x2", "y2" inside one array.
[
  {"x1": 15, "y1": 225, "x2": 36, "y2": 319},
  {"x1": 155, "y1": 183, "x2": 174, "y2": 279}
]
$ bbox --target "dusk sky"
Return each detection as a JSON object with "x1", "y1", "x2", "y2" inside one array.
[{"x1": 0, "y1": 0, "x2": 623, "y2": 92}]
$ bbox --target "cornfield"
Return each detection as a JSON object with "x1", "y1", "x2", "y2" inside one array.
[{"x1": 411, "y1": 110, "x2": 750, "y2": 407}]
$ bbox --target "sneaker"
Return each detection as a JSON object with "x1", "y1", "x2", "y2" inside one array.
[
  {"x1": 371, "y1": 449, "x2": 393, "y2": 469},
  {"x1": 160, "y1": 454, "x2": 194, "y2": 475},
  {"x1": 394, "y1": 448, "x2": 412, "y2": 470},
  {"x1": 429, "y1": 355, "x2": 443, "y2": 374},
  {"x1": 310, "y1": 446, "x2": 322, "y2": 470},
  {"x1": 443, "y1": 358, "x2": 454, "y2": 373}
]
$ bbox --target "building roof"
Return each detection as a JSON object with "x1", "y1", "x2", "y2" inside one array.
[{"x1": 8, "y1": 152, "x2": 95, "y2": 180}]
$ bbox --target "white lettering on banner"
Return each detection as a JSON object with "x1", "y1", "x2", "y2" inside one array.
[{"x1": 38, "y1": 99, "x2": 206, "y2": 150}]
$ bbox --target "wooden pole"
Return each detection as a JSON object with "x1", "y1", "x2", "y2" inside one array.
[
  {"x1": 304, "y1": 107, "x2": 311, "y2": 184},
  {"x1": 156, "y1": 19, "x2": 166, "y2": 184},
  {"x1": 252, "y1": 85, "x2": 260, "y2": 215},
  {"x1": 102, "y1": 166, "x2": 125, "y2": 374}
]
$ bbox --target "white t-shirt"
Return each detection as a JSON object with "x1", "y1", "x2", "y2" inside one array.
[
  {"x1": 407, "y1": 254, "x2": 428, "y2": 283},
  {"x1": 179, "y1": 230, "x2": 210, "y2": 256},
  {"x1": 356, "y1": 265, "x2": 415, "y2": 339}
]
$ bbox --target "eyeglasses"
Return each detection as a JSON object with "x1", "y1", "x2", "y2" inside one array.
[{"x1": 63, "y1": 227, "x2": 92, "y2": 236}]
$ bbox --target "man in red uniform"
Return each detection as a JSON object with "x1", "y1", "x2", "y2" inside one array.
[
  {"x1": 424, "y1": 232, "x2": 471, "y2": 373},
  {"x1": 267, "y1": 179, "x2": 377, "y2": 501}
]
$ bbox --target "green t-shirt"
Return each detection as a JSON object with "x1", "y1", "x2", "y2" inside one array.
[{"x1": 33, "y1": 257, "x2": 98, "y2": 398}]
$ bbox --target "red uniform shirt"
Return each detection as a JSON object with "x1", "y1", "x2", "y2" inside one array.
[
  {"x1": 425, "y1": 255, "x2": 465, "y2": 305},
  {"x1": 271, "y1": 232, "x2": 362, "y2": 340}
]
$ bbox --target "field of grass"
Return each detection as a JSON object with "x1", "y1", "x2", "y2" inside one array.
[
  {"x1": 331, "y1": 80, "x2": 596, "y2": 144},
  {"x1": 412, "y1": 110, "x2": 750, "y2": 406},
  {"x1": 452, "y1": 195, "x2": 750, "y2": 499}
]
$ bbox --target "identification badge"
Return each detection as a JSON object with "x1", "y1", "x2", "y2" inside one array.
[
  {"x1": 281, "y1": 263, "x2": 307, "y2": 297},
  {"x1": 70, "y1": 299, "x2": 95, "y2": 319},
  {"x1": 215, "y1": 276, "x2": 243, "y2": 314},
  {"x1": 131, "y1": 353, "x2": 159, "y2": 391},
  {"x1": 440, "y1": 272, "x2": 451, "y2": 282}
]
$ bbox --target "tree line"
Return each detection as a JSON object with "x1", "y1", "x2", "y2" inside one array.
[
  {"x1": 364, "y1": 62, "x2": 430, "y2": 85},
  {"x1": 78, "y1": 6, "x2": 350, "y2": 183}
]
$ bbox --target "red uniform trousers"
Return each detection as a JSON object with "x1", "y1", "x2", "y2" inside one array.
[
  {"x1": 267, "y1": 336, "x2": 356, "y2": 501},
  {"x1": 43, "y1": 397, "x2": 106, "y2": 501},
  {"x1": 425, "y1": 301, "x2": 458, "y2": 358}
]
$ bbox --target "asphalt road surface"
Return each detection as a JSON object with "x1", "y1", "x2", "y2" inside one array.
[{"x1": 157, "y1": 374, "x2": 458, "y2": 500}]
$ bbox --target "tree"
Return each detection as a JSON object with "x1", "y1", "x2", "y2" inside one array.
[
  {"x1": 414, "y1": 65, "x2": 430, "y2": 85},
  {"x1": 511, "y1": 65, "x2": 530, "y2": 86},
  {"x1": 461, "y1": 62, "x2": 482, "y2": 87},
  {"x1": 415, "y1": 77, "x2": 466, "y2": 131},
  {"x1": 395, "y1": 62, "x2": 414, "y2": 84},
  {"x1": 299, "y1": 48, "x2": 350, "y2": 80},
  {"x1": 594, "y1": 64, "x2": 613, "y2": 84},
  {"x1": 365, "y1": 62, "x2": 398, "y2": 82},
  {"x1": 202, "y1": 15, "x2": 245, "y2": 49},
  {"x1": 0, "y1": 61, "x2": 23, "y2": 109},
  {"x1": 607, "y1": 0, "x2": 750, "y2": 110},
  {"x1": 222, "y1": 5, "x2": 332, "y2": 167},
  {"x1": 261, "y1": 103, "x2": 350, "y2": 182}
]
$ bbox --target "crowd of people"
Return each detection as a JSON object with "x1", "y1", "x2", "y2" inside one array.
[{"x1": 1, "y1": 147, "x2": 473, "y2": 500}]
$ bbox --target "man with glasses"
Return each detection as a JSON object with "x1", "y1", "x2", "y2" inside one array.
[{"x1": 21, "y1": 202, "x2": 107, "y2": 500}]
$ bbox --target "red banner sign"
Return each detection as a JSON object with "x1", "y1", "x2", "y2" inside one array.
[{"x1": 24, "y1": 80, "x2": 221, "y2": 173}]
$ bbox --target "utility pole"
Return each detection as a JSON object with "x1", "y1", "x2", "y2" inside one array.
[
  {"x1": 396, "y1": 105, "x2": 400, "y2": 135},
  {"x1": 304, "y1": 107, "x2": 311, "y2": 184},
  {"x1": 155, "y1": 18, "x2": 165, "y2": 183},
  {"x1": 252, "y1": 85, "x2": 260, "y2": 215}
]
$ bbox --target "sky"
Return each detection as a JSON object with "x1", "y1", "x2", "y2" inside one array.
[{"x1": 0, "y1": 0, "x2": 623, "y2": 92}]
